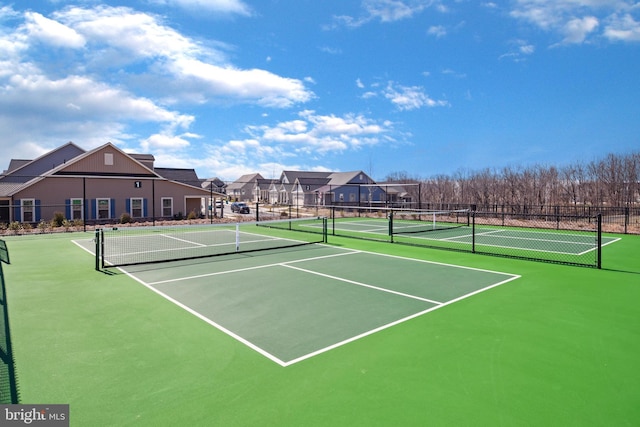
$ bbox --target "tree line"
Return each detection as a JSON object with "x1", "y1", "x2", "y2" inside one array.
[{"x1": 385, "y1": 151, "x2": 640, "y2": 209}]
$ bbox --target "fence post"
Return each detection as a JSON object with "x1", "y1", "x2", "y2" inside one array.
[
  {"x1": 597, "y1": 213, "x2": 602, "y2": 269},
  {"x1": 472, "y1": 211, "x2": 476, "y2": 253},
  {"x1": 625, "y1": 206, "x2": 629, "y2": 234}
]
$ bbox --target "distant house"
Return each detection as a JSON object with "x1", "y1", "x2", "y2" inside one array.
[
  {"x1": 0, "y1": 142, "x2": 222, "y2": 224},
  {"x1": 226, "y1": 173, "x2": 263, "y2": 202},
  {"x1": 228, "y1": 170, "x2": 387, "y2": 207},
  {"x1": 201, "y1": 177, "x2": 227, "y2": 195}
]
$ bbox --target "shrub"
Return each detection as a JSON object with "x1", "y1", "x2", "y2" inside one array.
[
  {"x1": 187, "y1": 211, "x2": 198, "y2": 220},
  {"x1": 37, "y1": 219, "x2": 50, "y2": 233},
  {"x1": 8, "y1": 222, "x2": 22, "y2": 235},
  {"x1": 120, "y1": 212, "x2": 132, "y2": 224},
  {"x1": 51, "y1": 211, "x2": 65, "y2": 227}
]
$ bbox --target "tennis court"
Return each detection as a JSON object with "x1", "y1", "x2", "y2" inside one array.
[
  {"x1": 327, "y1": 215, "x2": 620, "y2": 265},
  {"x1": 75, "y1": 231, "x2": 520, "y2": 366},
  {"x1": 5, "y1": 224, "x2": 639, "y2": 426}
]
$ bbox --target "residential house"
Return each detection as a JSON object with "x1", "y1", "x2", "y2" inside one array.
[
  {"x1": 231, "y1": 170, "x2": 387, "y2": 207},
  {"x1": 313, "y1": 171, "x2": 385, "y2": 206},
  {"x1": 226, "y1": 173, "x2": 263, "y2": 202},
  {"x1": 0, "y1": 142, "x2": 222, "y2": 224},
  {"x1": 201, "y1": 177, "x2": 227, "y2": 195}
]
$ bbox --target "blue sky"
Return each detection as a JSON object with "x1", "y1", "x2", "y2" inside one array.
[{"x1": 1, "y1": 1, "x2": 639, "y2": 182}]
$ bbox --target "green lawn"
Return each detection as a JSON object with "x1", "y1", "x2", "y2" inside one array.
[{"x1": 2, "y1": 230, "x2": 639, "y2": 426}]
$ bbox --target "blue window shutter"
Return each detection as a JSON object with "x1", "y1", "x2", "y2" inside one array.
[
  {"x1": 65, "y1": 199, "x2": 71, "y2": 219},
  {"x1": 90, "y1": 199, "x2": 96, "y2": 219},
  {"x1": 126, "y1": 199, "x2": 131, "y2": 214},
  {"x1": 143, "y1": 199, "x2": 148, "y2": 217},
  {"x1": 14, "y1": 199, "x2": 20, "y2": 220},
  {"x1": 35, "y1": 200, "x2": 41, "y2": 222},
  {"x1": 110, "y1": 199, "x2": 116, "y2": 219}
]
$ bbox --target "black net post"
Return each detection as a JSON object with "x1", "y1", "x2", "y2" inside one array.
[
  {"x1": 95, "y1": 229, "x2": 100, "y2": 271},
  {"x1": 331, "y1": 206, "x2": 335, "y2": 236},
  {"x1": 323, "y1": 217, "x2": 328, "y2": 243},
  {"x1": 100, "y1": 229, "x2": 105, "y2": 270},
  {"x1": 389, "y1": 210, "x2": 394, "y2": 243}
]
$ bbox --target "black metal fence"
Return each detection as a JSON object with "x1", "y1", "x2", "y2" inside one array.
[
  {"x1": 1, "y1": 199, "x2": 635, "y2": 239},
  {"x1": 0, "y1": 240, "x2": 19, "y2": 403},
  {"x1": 317, "y1": 205, "x2": 605, "y2": 268}
]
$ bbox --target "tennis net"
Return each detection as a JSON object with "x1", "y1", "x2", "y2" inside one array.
[
  {"x1": 97, "y1": 217, "x2": 327, "y2": 268},
  {"x1": 390, "y1": 209, "x2": 470, "y2": 235}
]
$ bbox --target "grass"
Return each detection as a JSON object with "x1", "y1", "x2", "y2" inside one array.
[{"x1": 2, "y1": 230, "x2": 639, "y2": 426}]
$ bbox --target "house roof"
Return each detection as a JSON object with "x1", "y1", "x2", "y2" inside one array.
[
  {"x1": 0, "y1": 141, "x2": 217, "y2": 197},
  {"x1": 280, "y1": 170, "x2": 331, "y2": 184},
  {"x1": 201, "y1": 177, "x2": 226, "y2": 189},
  {"x1": 326, "y1": 171, "x2": 370, "y2": 186},
  {"x1": 227, "y1": 173, "x2": 263, "y2": 190},
  {"x1": 154, "y1": 168, "x2": 201, "y2": 186},
  {"x1": 0, "y1": 142, "x2": 86, "y2": 184},
  {"x1": 3, "y1": 159, "x2": 31, "y2": 174}
]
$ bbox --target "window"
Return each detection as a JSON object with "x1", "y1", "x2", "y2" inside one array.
[
  {"x1": 104, "y1": 153, "x2": 114, "y2": 165},
  {"x1": 130, "y1": 198, "x2": 143, "y2": 218},
  {"x1": 97, "y1": 198, "x2": 110, "y2": 219},
  {"x1": 71, "y1": 198, "x2": 83, "y2": 220},
  {"x1": 21, "y1": 199, "x2": 34, "y2": 222},
  {"x1": 162, "y1": 198, "x2": 173, "y2": 217}
]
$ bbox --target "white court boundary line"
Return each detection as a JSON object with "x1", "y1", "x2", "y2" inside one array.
[{"x1": 118, "y1": 244, "x2": 520, "y2": 367}]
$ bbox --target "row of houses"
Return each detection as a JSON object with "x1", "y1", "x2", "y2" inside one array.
[
  {"x1": 0, "y1": 142, "x2": 412, "y2": 224},
  {"x1": 227, "y1": 171, "x2": 412, "y2": 207}
]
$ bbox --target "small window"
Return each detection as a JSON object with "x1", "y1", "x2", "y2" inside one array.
[
  {"x1": 162, "y1": 198, "x2": 173, "y2": 217},
  {"x1": 97, "y1": 198, "x2": 110, "y2": 219},
  {"x1": 131, "y1": 198, "x2": 143, "y2": 218},
  {"x1": 71, "y1": 198, "x2": 83, "y2": 220},
  {"x1": 21, "y1": 199, "x2": 34, "y2": 222},
  {"x1": 104, "y1": 153, "x2": 114, "y2": 165}
]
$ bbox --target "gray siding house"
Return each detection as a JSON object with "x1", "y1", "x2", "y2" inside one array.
[{"x1": 0, "y1": 142, "x2": 221, "y2": 224}]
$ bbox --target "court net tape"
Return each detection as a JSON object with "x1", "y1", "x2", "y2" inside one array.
[
  {"x1": 390, "y1": 209, "x2": 471, "y2": 234},
  {"x1": 96, "y1": 217, "x2": 327, "y2": 268}
]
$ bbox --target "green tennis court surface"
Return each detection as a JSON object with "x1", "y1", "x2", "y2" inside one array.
[
  {"x1": 93, "y1": 244, "x2": 519, "y2": 366},
  {"x1": 331, "y1": 217, "x2": 620, "y2": 255},
  {"x1": 3, "y1": 228, "x2": 639, "y2": 426}
]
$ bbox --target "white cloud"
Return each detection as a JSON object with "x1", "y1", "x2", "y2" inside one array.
[
  {"x1": 153, "y1": 0, "x2": 252, "y2": 16},
  {"x1": 384, "y1": 82, "x2": 449, "y2": 111},
  {"x1": 24, "y1": 12, "x2": 85, "y2": 48},
  {"x1": 510, "y1": 0, "x2": 640, "y2": 44},
  {"x1": 330, "y1": 0, "x2": 447, "y2": 28},
  {"x1": 561, "y1": 16, "x2": 599, "y2": 44},
  {"x1": 427, "y1": 25, "x2": 447, "y2": 38},
  {"x1": 0, "y1": 4, "x2": 318, "y2": 166},
  {"x1": 171, "y1": 59, "x2": 313, "y2": 107},
  {"x1": 604, "y1": 13, "x2": 640, "y2": 41},
  {"x1": 52, "y1": 6, "x2": 314, "y2": 107},
  {"x1": 237, "y1": 110, "x2": 393, "y2": 161},
  {"x1": 499, "y1": 39, "x2": 536, "y2": 61}
]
